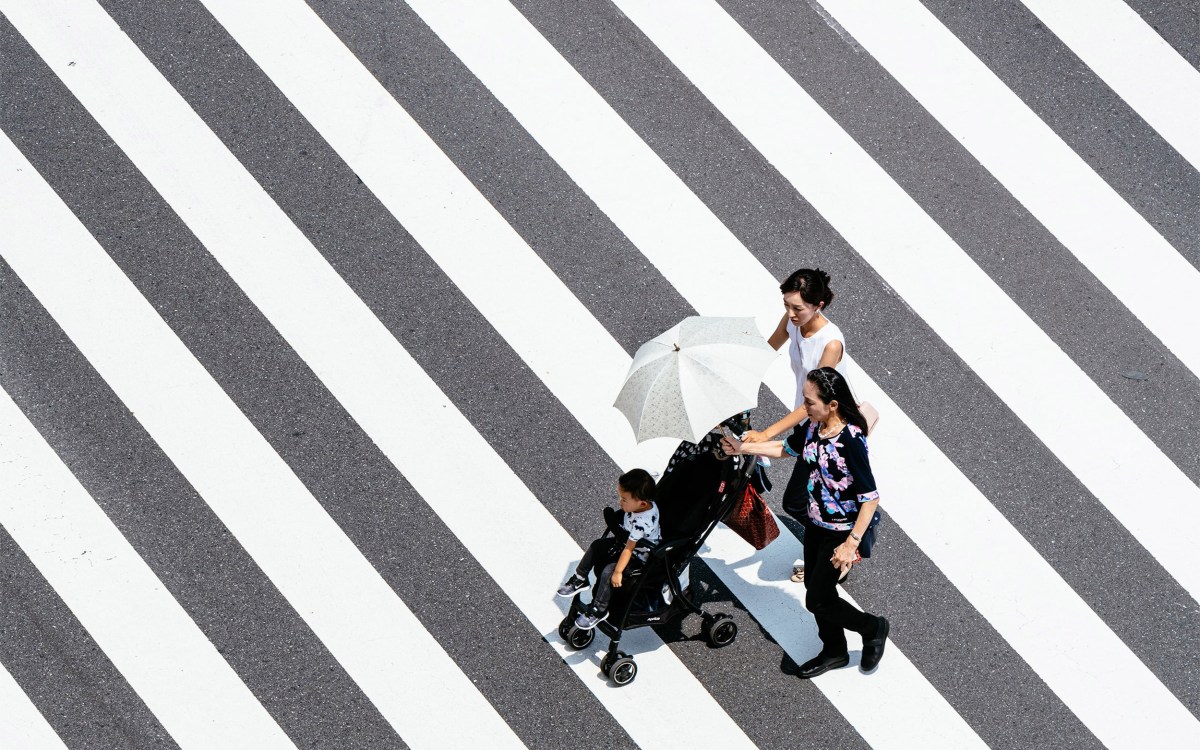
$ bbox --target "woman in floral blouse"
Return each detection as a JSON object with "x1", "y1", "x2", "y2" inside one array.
[{"x1": 722, "y1": 367, "x2": 889, "y2": 678}]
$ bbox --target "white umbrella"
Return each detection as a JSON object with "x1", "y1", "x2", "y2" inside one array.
[{"x1": 614, "y1": 316, "x2": 777, "y2": 444}]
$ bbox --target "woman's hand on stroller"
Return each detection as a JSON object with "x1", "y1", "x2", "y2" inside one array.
[
  {"x1": 719, "y1": 435, "x2": 743, "y2": 456},
  {"x1": 740, "y1": 429, "x2": 770, "y2": 443}
]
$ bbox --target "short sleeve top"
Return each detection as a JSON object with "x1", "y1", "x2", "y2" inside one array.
[
  {"x1": 784, "y1": 422, "x2": 878, "y2": 531},
  {"x1": 787, "y1": 317, "x2": 847, "y2": 410},
  {"x1": 623, "y1": 503, "x2": 662, "y2": 560}
]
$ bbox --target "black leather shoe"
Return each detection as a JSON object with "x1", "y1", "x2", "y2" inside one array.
[
  {"x1": 861, "y1": 616, "x2": 889, "y2": 672},
  {"x1": 797, "y1": 653, "x2": 850, "y2": 679}
]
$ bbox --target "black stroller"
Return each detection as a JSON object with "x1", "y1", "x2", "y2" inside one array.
[{"x1": 557, "y1": 432, "x2": 761, "y2": 686}]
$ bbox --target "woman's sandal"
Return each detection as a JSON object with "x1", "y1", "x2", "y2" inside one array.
[{"x1": 790, "y1": 564, "x2": 852, "y2": 584}]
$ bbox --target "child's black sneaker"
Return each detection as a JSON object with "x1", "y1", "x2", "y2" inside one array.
[
  {"x1": 574, "y1": 608, "x2": 608, "y2": 630},
  {"x1": 556, "y1": 575, "x2": 588, "y2": 598}
]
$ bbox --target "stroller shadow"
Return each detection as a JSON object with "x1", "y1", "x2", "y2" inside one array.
[
  {"x1": 647, "y1": 560, "x2": 774, "y2": 649},
  {"x1": 707, "y1": 514, "x2": 806, "y2": 583}
]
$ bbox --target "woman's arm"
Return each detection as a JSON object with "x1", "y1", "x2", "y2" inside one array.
[
  {"x1": 720, "y1": 435, "x2": 788, "y2": 459},
  {"x1": 744, "y1": 315, "x2": 798, "y2": 443},
  {"x1": 831, "y1": 431, "x2": 877, "y2": 572},
  {"x1": 767, "y1": 313, "x2": 790, "y2": 350},
  {"x1": 817, "y1": 339, "x2": 844, "y2": 368},
  {"x1": 831, "y1": 501, "x2": 878, "y2": 573},
  {"x1": 745, "y1": 340, "x2": 840, "y2": 443},
  {"x1": 744, "y1": 405, "x2": 808, "y2": 442},
  {"x1": 611, "y1": 539, "x2": 637, "y2": 588}
]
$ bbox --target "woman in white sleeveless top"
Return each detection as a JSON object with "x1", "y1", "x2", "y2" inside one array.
[
  {"x1": 743, "y1": 268, "x2": 848, "y2": 583},
  {"x1": 743, "y1": 268, "x2": 846, "y2": 443}
]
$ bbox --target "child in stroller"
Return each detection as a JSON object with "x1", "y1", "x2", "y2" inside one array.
[
  {"x1": 555, "y1": 414, "x2": 758, "y2": 686},
  {"x1": 557, "y1": 469, "x2": 662, "y2": 629}
]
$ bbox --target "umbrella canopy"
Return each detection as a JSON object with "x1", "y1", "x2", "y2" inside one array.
[{"x1": 614, "y1": 316, "x2": 777, "y2": 444}]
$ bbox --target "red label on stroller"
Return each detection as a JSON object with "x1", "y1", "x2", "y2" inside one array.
[{"x1": 718, "y1": 481, "x2": 726, "y2": 493}]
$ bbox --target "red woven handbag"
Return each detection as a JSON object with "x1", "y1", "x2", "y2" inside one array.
[{"x1": 723, "y1": 482, "x2": 780, "y2": 550}]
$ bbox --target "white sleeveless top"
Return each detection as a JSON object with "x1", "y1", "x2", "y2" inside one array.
[{"x1": 786, "y1": 316, "x2": 847, "y2": 409}]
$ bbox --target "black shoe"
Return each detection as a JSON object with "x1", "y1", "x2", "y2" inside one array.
[
  {"x1": 556, "y1": 575, "x2": 588, "y2": 598},
  {"x1": 574, "y1": 608, "x2": 608, "y2": 630},
  {"x1": 861, "y1": 616, "x2": 889, "y2": 672},
  {"x1": 797, "y1": 653, "x2": 850, "y2": 679}
]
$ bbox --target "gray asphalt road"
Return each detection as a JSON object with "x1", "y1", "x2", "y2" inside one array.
[{"x1": 1, "y1": 0, "x2": 1198, "y2": 748}]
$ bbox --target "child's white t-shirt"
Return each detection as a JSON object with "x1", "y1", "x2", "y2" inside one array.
[{"x1": 623, "y1": 503, "x2": 662, "y2": 560}]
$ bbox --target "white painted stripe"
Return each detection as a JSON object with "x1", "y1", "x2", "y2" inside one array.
[
  {"x1": 0, "y1": 385, "x2": 294, "y2": 750},
  {"x1": 202, "y1": 0, "x2": 978, "y2": 744},
  {"x1": 809, "y1": 0, "x2": 1200, "y2": 378},
  {"x1": 0, "y1": 50, "x2": 518, "y2": 750},
  {"x1": 0, "y1": 659, "x2": 69, "y2": 750},
  {"x1": 1019, "y1": 0, "x2": 1200, "y2": 174},
  {"x1": 604, "y1": 1, "x2": 1200, "y2": 745},
  {"x1": 0, "y1": 1, "x2": 751, "y2": 746}
]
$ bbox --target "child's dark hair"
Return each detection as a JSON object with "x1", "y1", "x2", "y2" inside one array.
[
  {"x1": 780, "y1": 268, "x2": 834, "y2": 310},
  {"x1": 618, "y1": 468, "x2": 656, "y2": 503},
  {"x1": 806, "y1": 367, "x2": 869, "y2": 434}
]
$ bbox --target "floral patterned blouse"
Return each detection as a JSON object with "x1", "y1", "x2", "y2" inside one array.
[{"x1": 784, "y1": 422, "x2": 879, "y2": 531}]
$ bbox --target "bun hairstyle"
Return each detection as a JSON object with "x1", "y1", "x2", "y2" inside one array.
[
  {"x1": 618, "y1": 468, "x2": 656, "y2": 503},
  {"x1": 806, "y1": 367, "x2": 868, "y2": 434},
  {"x1": 780, "y1": 268, "x2": 835, "y2": 310}
]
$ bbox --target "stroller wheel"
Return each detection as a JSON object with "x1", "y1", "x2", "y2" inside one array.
[
  {"x1": 600, "y1": 652, "x2": 616, "y2": 677},
  {"x1": 608, "y1": 655, "x2": 637, "y2": 686},
  {"x1": 558, "y1": 613, "x2": 575, "y2": 642},
  {"x1": 565, "y1": 625, "x2": 595, "y2": 651},
  {"x1": 600, "y1": 650, "x2": 629, "y2": 677},
  {"x1": 704, "y1": 615, "x2": 738, "y2": 648}
]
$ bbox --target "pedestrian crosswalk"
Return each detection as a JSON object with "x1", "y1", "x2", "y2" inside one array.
[
  {"x1": 1, "y1": 0, "x2": 1197, "y2": 747},
  {"x1": 1017, "y1": 0, "x2": 1200, "y2": 174},
  {"x1": 0, "y1": 385, "x2": 297, "y2": 749},
  {"x1": 197, "y1": 1, "x2": 987, "y2": 745},
  {"x1": 0, "y1": 123, "x2": 523, "y2": 747}
]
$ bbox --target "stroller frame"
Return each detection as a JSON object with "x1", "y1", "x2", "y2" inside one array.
[{"x1": 557, "y1": 452, "x2": 758, "y2": 686}]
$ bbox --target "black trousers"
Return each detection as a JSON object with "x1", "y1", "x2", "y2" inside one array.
[
  {"x1": 575, "y1": 537, "x2": 642, "y2": 614},
  {"x1": 575, "y1": 537, "x2": 617, "y2": 579},
  {"x1": 803, "y1": 522, "x2": 880, "y2": 656}
]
